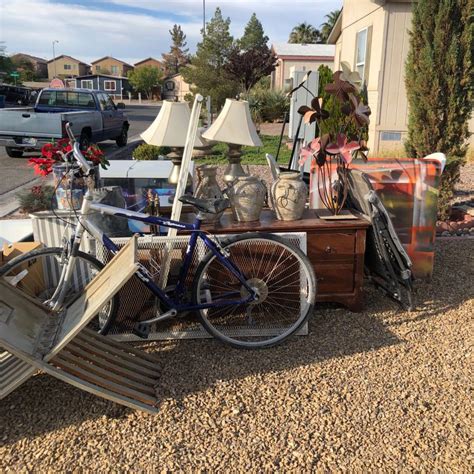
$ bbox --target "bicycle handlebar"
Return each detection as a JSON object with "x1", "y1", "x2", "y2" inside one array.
[{"x1": 64, "y1": 122, "x2": 93, "y2": 176}]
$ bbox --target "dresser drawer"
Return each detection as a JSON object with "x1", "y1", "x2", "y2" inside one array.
[
  {"x1": 307, "y1": 232, "x2": 356, "y2": 262},
  {"x1": 315, "y1": 263, "x2": 355, "y2": 294}
]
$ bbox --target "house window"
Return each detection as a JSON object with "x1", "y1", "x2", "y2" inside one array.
[
  {"x1": 81, "y1": 80, "x2": 93, "y2": 89},
  {"x1": 380, "y1": 131, "x2": 402, "y2": 141},
  {"x1": 104, "y1": 80, "x2": 116, "y2": 91},
  {"x1": 64, "y1": 64, "x2": 72, "y2": 70},
  {"x1": 96, "y1": 65, "x2": 101, "y2": 72},
  {"x1": 355, "y1": 28, "x2": 368, "y2": 79},
  {"x1": 111, "y1": 65, "x2": 119, "y2": 75}
]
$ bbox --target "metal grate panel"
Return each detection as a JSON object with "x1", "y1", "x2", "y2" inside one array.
[{"x1": 93, "y1": 233, "x2": 308, "y2": 342}]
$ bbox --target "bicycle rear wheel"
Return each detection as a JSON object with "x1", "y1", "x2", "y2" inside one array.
[
  {"x1": 192, "y1": 233, "x2": 316, "y2": 349},
  {"x1": 0, "y1": 247, "x2": 118, "y2": 334}
]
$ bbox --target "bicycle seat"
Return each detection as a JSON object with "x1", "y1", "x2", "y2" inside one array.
[{"x1": 179, "y1": 194, "x2": 230, "y2": 214}]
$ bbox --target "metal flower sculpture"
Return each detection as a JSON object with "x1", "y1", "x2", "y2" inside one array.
[
  {"x1": 340, "y1": 61, "x2": 362, "y2": 91},
  {"x1": 298, "y1": 65, "x2": 371, "y2": 215},
  {"x1": 324, "y1": 71, "x2": 356, "y2": 102},
  {"x1": 298, "y1": 97, "x2": 330, "y2": 124}
]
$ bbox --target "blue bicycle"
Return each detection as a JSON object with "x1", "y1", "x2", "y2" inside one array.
[{"x1": 1, "y1": 127, "x2": 316, "y2": 349}]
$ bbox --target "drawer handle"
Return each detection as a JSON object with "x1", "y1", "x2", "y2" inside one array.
[
  {"x1": 325, "y1": 246, "x2": 333, "y2": 254},
  {"x1": 317, "y1": 276, "x2": 325, "y2": 282}
]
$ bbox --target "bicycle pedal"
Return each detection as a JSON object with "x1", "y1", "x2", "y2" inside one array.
[{"x1": 132, "y1": 322, "x2": 151, "y2": 339}]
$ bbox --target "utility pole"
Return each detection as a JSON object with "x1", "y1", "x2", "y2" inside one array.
[
  {"x1": 52, "y1": 40, "x2": 59, "y2": 78},
  {"x1": 202, "y1": 0, "x2": 206, "y2": 36}
]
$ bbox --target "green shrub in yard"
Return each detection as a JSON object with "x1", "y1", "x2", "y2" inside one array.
[
  {"x1": 17, "y1": 185, "x2": 55, "y2": 213},
  {"x1": 247, "y1": 88, "x2": 289, "y2": 123},
  {"x1": 133, "y1": 143, "x2": 171, "y2": 160}
]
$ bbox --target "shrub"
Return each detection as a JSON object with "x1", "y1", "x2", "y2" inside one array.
[
  {"x1": 247, "y1": 88, "x2": 289, "y2": 123},
  {"x1": 133, "y1": 143, "x2": 171, "y2": 160},
  {"x1": 17, "y1": 185, "x2": 55, "y2": 213}
]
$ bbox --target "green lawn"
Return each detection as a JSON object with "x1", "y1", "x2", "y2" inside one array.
[{"x1": 197, "y1": 135, "x2": 291, "y2": 166}]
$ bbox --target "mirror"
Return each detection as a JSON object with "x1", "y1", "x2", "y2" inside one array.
[{"x1": 116, "y1": 102, "x2": 126, "y2": 109}]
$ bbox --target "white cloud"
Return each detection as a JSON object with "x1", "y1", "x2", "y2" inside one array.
[{"x1": 0, "y1": 0, "x2": 341, "y2": 63}]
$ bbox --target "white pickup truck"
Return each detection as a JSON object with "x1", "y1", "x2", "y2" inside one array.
[{"x1": 0, "y1": 88, "x2": 129, "y2": 157}]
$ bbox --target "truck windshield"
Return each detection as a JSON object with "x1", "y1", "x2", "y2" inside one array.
[{"x1": 38, "y1": 91, "x2": 96, "y2": 109}]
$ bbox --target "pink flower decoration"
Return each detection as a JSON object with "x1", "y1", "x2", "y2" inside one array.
[
  {"x1": 325, "y1": 133, "x2": 360, "y2": 165},
  {"x1": 298, "y1": 138, "x2": 321, "y2": 166}
]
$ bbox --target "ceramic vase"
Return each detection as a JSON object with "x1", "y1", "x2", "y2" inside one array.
[
  {"x1": 194, "y1": 165, "x2": 225, "y2": 223},
  {"x1": 271, "y1": 171, "x2": 307, "y2": 221},
  {"x1": 227, "y1": 175, "x2": 266, "y2": 222}
]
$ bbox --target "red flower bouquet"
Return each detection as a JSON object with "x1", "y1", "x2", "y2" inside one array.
[{"x1": 29, "y1": 139, "x2": 109, "y2": 177}]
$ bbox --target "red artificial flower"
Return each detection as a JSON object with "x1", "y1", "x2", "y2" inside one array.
[
  {"x1": 325, "y1": 133, "x2": 360, "y2": 165},
  {"x1": 28, "y1": 157, "x2": 55, "y2": 176}
]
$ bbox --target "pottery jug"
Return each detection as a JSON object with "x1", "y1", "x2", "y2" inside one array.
[
  {"x1": 227, "y1": 175, "x2": 266, "y2": 222},
  {"x1": 271, "y1": 172, "x2": 307, "y2": 221},
  {"x1": 194, "y1": 165, "x2": 225, "y2": 223}
]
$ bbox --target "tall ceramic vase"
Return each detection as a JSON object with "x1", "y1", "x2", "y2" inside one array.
[
  {"x1": 271, "y1": 172, "x2": 307, "y2": 221},
  {"x1": 194, "y1": 165, "x2": 225, "y2": 223},
  {"x1": 227, "y1": 175, "x2": 266, "y2": 222}
]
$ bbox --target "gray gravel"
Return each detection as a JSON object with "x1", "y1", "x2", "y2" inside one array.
[{"x1": 1, "y1": 238, "x2": 473, "y2": 471}]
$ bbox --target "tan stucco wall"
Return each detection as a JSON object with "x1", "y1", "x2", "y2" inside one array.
[
  {"x1": 162, "y1": 75, "x2": 191, "y2": 101},
  {"x1": 92, "y1": 59, "x2": 133, "y2": 76},
  {"x1": 47, "y1": 57, "x2": 87, "y2": 79},
  {"x1": 273, "y1": 58, "x2": 334, "y2": 90},
  {"x1": 335, "y1": 0, "x2": 388, "y2": 152}
]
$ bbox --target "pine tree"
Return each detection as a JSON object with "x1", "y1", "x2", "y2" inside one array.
[
  {"x1": 238, "y1": 13, "x2": 268, "y2": 51},
  {"x1": 182, "y1": 7, "x2": 239, "y2": 109},
  {"x1": 162, "y1": 24, "x2": 189, "y2": 76},
  {"x1": 405, "y1": 0, "x2": 473, "y2": 219}
]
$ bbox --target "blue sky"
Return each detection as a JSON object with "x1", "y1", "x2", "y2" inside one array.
[{"x1": 1, "y1": 0, "x2": 342, "y2": 65}]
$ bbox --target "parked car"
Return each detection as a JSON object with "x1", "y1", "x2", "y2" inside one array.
[
  {"x1": 0, "y1": 84, "x2": 32, "y2": 107},
  {"x1": 0, "y1": 88, "x2": 129, "y2": 157}
]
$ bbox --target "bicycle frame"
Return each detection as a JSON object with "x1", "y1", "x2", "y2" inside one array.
[{"x1": 51, "y1": 187, "x2": 256, "y2": 313}]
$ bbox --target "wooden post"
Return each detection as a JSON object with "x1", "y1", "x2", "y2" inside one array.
[{"x1": 159, "y1": 94, "x2": 204, "y2": 289}]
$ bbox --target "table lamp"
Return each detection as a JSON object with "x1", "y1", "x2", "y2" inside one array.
[
  {"x1": 202, "y1": 99, "x2": 262, "y2": 183},
  {"x1": 141, "y1": 101, "x2": 205, "y2": 184}
]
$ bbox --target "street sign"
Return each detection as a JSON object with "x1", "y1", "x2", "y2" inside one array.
[{"x1": 9, "y1": 72, "x2": 20, "y2": 78}]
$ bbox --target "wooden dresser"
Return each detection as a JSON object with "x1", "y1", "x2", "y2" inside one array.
[{"x1": 187, "y1": 209, "x2": 370, "y2": 312}]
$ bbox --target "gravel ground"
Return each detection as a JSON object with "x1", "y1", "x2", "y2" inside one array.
[{"x1": 1, "y1": 238, "x2": 473, "y2": 471}]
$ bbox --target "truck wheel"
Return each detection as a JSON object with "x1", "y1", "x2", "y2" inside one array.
[
  {"x1": 79, "y1": 132, "x2": 91, "y2": 151},
  {"x1": 5, "y1": 147, "x2": 23, "y2": 158},
  {"x1": 116, "y1": 125, "x2": 128, "y2": 147}
]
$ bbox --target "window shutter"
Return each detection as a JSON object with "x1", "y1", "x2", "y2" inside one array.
[{"x1": 364, "y1": 25, "x2": 373, "y2": 83}]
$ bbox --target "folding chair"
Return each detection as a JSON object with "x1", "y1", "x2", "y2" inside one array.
[
  {"x1": 0, "y1": 237, "x2": 161, "y2": 414},
  {"x1": 346, "y1": 169, "x2": 414, "y2": 310}
]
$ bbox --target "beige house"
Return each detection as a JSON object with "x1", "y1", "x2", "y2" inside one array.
[
  {"x1": 47, "y1": 55, "x2": 89, "y2": 80},
  {"x1": 11, "y1": 53, "x2": 48, "y2": 79},
  {"x1": 329, "y1": 0, "x2": 473, "y2": 152},
  {"x1": 134, "y1": 58, "x2": 164, "y2": 71},
  {"x1": 91, "y1": 56, "x2": 134, "y2": 77},
  {"x1": 271, "y1": 43, "x2": 335, "y2": 90},
  {"x1": 161, "y1": 73, "x2": 191, "y2": 101}
]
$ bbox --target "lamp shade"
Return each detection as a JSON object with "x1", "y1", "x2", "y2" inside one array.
[
  {"x1": 202, "y1": 99, "x2": 262, "y2": 147},
  {"x1": 141, "y1": 101, "x2": 204, "y2": 147}
]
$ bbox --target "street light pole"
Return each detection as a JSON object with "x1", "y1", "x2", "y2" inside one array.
[
  {"x1": 52, "y1": 40, "x2": 59, "y2": 78},
  {"x1": 202, "y1": 0, "x2": 205, "y2": 36}
]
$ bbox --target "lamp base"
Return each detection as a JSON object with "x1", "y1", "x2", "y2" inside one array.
[{"x1": 223, "y1": 144, "x2": 247, "y2": 183}]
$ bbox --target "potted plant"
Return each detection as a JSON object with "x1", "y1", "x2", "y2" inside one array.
[
  {"x1": 299, "y1": 63, "x2": 370, "y2": 216},
  {"x1": 29, "y1": 139, "x2": 108, "y2": 209}
]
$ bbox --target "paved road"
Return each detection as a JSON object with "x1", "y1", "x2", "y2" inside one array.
[{"x1": 0, "y1": 105, "x2": 160, "y2": 196}]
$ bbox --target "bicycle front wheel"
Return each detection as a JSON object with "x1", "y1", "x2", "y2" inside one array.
[
  {"x1": 192, "y1": 233, "x2": 316, "y2": 349},
  {"x1": 0, "y1": 247, "x2": 118, "y2": 334}
]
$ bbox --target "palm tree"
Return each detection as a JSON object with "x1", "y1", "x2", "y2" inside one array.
[
  {"x1": 320, "y1": 9, "x2": 341, "y2": 42},
  {"x1": 288, "y1": 22, "x2": 322, "y2": 44}
]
